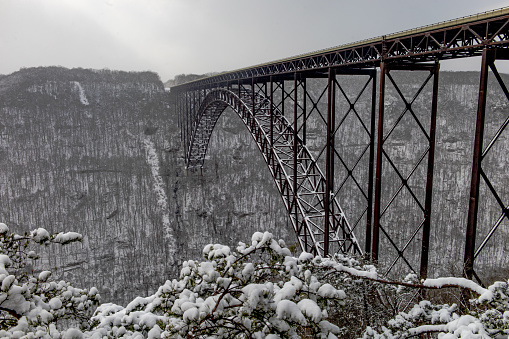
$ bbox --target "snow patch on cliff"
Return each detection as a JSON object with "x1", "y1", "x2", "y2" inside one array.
[
  {"x1": 72, "y1": 81, "x2": 89, "y2": 106},
  {"x1": 142, "y1": 136, "x2": 176, "y2": 252}
]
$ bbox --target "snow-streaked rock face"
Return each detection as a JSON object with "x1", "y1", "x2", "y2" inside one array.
[{"x1": 0, "y1": 67, "x2": 507, "y2": 305}]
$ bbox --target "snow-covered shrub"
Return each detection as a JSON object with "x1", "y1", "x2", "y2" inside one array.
[
  {"x1": 358, "y1": 277, "x2": 509, "y2": 338},
  {"x1": 0, "y1": 223, "x2": 100, "y2": 338},
  {"x1": 302, "y1": 253, "x2": 509, "y2": 338},
  {"x1": 1, "y1": 223, "x2": 508, "y2": 339},
  {"x1": 87, "y1": 231, "x2": 345, "y2": 338},
  {"x1": 313, "y1": 256, "x2": 394, "y2": 338}
]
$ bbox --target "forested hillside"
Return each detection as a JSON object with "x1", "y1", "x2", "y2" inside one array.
[{"x1": 0, "y1": 67, "x2": 507, "y2": 306}]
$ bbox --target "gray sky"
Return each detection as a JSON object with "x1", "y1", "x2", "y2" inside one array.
[{"x1": 1, "y1": 0, "x2": 508, "y2": 82}]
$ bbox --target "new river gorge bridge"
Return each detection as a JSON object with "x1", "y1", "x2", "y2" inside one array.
[{"x1": 171, "y1": 7, "x2": 509, "y2": 283}]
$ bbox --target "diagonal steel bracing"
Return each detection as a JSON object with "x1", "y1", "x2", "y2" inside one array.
[{"x1": 373, "y1": 62, "x2": 439, "y2": 279}]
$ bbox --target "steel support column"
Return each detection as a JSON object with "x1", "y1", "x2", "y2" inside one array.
[
  {"x1": 251, "y1": 77, "x2": 255, "y2": 122},
  {"x1": 325, "y1": 67, "x2": 336, "y2": 256},
  {"x1": 366, "y1": 70, "x2": 377, "y2": 254},
  {"x1": 464, "y1": 49, "x2": 491, "y2": 281},
  {"x1": 185, "y1": 90, "x2": 190, "y2": 166},
  {"x1": 302, "y1": 78, "x2": 307, "y2": 145},
  {"x1": 270, "y1": 76, "x2": 274, "y2": 155},
  {"x1": 293, "y1": 73, "x2": 299, "y2": 227},
  {"x1": 420, "y1": 64, "x2": 440, "y2": 280},
  {"x1": 373, "y1": 62, "x2": 386, "y2": 261}
]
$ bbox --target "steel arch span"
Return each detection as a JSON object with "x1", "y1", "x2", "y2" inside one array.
[{"x1": 184, "y1": 87, "x2": 362, "y2": 257}]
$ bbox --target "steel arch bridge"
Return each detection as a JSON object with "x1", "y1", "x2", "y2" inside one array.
[
  {"x1": 186, "y1": 86, "x2": 362, "y2": 256},
  {"x1": 171, "y1": 7, "x2": 509, "y2": 283}
]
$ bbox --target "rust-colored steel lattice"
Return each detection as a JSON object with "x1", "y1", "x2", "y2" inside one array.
[
  {"x1": 184, "y1": 86, "x2": 362, "y2": 257},
  {"x1": 172, "y1": 7, "x2": 509, "y2": 279}
]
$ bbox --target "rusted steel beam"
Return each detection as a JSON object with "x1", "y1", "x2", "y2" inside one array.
[
  {"x1": 270, "y1": 76, "x2": 274, "y2": 151},
  {"x1": 420, "y1": 63, "x2": 440, "y2": 280},
  {"x1": 294, "y1": 72, "x2": 299, "y2": 228},
  {"x1": 366, "y1": 69, "x2": 377, "y2": 254},
  {"x1": 372, "y1": 62, "x2": 386, "y2": 261},
  {"x1": 464, "y1": 48, "x2": 492, "y2": 281},
  {"x1": 325, "y1": 67, "x2": 336, "y2": 256},
  {"x1": 185, "y1": 91, "x2": 190, "y2": 166},
  {"x1": 302, "y1": 78, "x2": 307, "y2": 145}
]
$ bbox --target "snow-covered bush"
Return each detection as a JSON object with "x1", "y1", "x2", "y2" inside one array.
[
  {"x1": 312, "y1": 255, "x2": 401, "y2": 338},
  {"x1": 299, "y1": 253, "x2": 509, "y2": 338},
  {"x1": 1, "y1": 223, "x2": 508, "y2": 339},
  {"x1": 86, "y1": 231, "x2": 345, "y2": 338},
  {"x1": 0, "y1": 223, "x2": 100, "y2": 338},
  {"x1": 356, "y1": 277, "x2": 509, "y2": 338}
]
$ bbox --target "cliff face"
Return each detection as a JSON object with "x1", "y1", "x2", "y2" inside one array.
[
  {"x1": 0, "y1": 67, "x2": 507, "y2": 305},
  {"x1": 0, "y1": 67, "x2": 179, "y2": 303}
]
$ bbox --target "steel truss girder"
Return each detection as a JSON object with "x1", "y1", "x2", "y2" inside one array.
[
  {"x1": 173, "y1": 9, "x2": 509, "y2": 90},
  {"x1": 185, "y1": 87, "x2": 362, "y2": 257}
]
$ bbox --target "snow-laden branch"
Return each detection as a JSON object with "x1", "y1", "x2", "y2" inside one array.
[
  {"x1": 0, "y1": 226, "x2": 507, "y2": 339},
  {"x1": 0, "y1": 223, "x2": 100, "y2": 338},
  {"x1": 320, "y1": 257, "x2": 493, "y2": 298}
]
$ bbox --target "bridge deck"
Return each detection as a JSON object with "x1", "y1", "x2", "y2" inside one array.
[{"x1": 173, "y1": 6, "x2": 509, "y2": 89}]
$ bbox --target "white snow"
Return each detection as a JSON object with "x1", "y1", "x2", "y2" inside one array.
[
  {"x1": 298, "y1": 252, "x2": 314, "y2": 263},
  {"x1": 424, "y1": 277, "x2": 488, "y2": 296},
  {"x1": 242, "y1": 263, "x2": 255, "y2": 279},
  {"x1": 142, "y1": 136, "x2": 176, "y2": 250},
  {"x1": 182, "y1": 307, "x2": 199, "y2": 322},
  {"x1": 408, "y1": 324, "x2": 447, "y2": 336},
  {"x1": 30, "y1": 228, "x2": 50, "y2": 243},
  {"x1": 442, "y1": 314, "x2": 490, "y2": 338},
  {"x1": 147, "y1": 325, "x2": 162, "y2": 339},
  {"x1": 54, "y1": 232, "x2": 83, "y2": 244},
  {"x1": 0, "y1": 254, "x2": 11, "y2": 275},
  {"x1": 297, "y1": 298, "x2": 323, "y2": 323},
  {"x1": 317, "y1": 283, "x2": 345, "y2": 299},
  {"x1": 72, "y1": 81, "x2": 89, "y2": 105},
  {"x1": 0, "y1": 223, "x2": 8, "y2": 234},
  {"x1": 63, "y1": 328, "x2": 84, "y2": 339},
  {"x1": 1, "y1": 275, "x2": 15, "y2": 291},
  {"x1": 242, "y1": 283, "x2": 272, "y2": 311},
  {"x1": 48, "y1": 297, "x2": 62, "y2": 310},
  {"x1": 39, "y1": 271, "x2": 52, "y2": 281},
  {"x1": 276, "y1": 299, "x2": 307, "y2": 325}
]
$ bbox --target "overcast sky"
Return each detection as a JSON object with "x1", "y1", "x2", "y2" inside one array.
[{"x1": 1, "y1": 0, "x2": 508, "y2": 82}]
